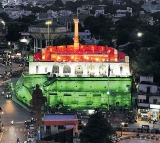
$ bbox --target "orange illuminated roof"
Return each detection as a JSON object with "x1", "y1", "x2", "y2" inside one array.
[{"x1": 33, "y1": 44, "x2": 125, "y2": 62}]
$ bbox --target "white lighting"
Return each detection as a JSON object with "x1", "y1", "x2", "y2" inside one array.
[
  {"x1": 107, "y1": 91, "x2": 110, "y2": 95},
  {"x1": 20, "y1": 38, "x2": 29, "y2": 44},
  {"x1": 88, "y1": 110, "x2": 95, "y2": 114},
  {"x1": 150, "y1": 104, "x2": 160, "y2": 109},
  {"x1": 1, "y1": 20, "x2": 5, "y2": 26},
  {"x1": 137, "y1": 32, "x2": 143, "y2": 37}
]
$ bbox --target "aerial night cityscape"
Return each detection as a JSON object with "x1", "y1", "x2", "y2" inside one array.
[{"x1": 1, "y1": 0, "x2": 160, "y2": 143}]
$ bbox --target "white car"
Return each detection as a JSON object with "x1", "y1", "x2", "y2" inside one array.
[{"x1": 29, "y1": 124, "x2": 34, "y2": 130}]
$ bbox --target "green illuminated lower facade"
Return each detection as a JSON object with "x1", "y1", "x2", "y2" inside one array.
[{"x1": 15, "y1": 74, "x2": 132, "y2": 110}]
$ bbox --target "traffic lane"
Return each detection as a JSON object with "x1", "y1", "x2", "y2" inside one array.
[
  {"x1": 0, "y1": 87, "x2": 32, "y2": 142},
  {"x1": 127, "y1": 120, "x2": 160, "y2": 130},
  {"x1": 1, "y1": 123, "x2": 28, "y2": 143},
  {"x1": 1, "y1": 97, "x2": 31, "y2": 126}
]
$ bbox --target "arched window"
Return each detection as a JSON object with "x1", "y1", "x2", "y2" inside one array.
[
  {"x1": 120, "y1": 66, "x2": 123, "y2": 74},
  {"x1": 63, "y1": 65, "x2": 71, "y2": 73},
  {"x1": 52, "y1": 65, "x2": 59, "y2": 73},
  {"x1": 75, "y1": 65, "x2": 83, "y2": 74},
  {"x1": 99, "y1": 65, "x2": 106, "y2": 75},
  {"x1": 87, "y1": 65, "x2": 95, "y2": 75}
]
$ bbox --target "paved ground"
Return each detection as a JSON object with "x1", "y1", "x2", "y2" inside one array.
[
  {"x1": 120, "y1": 140, "x2": 159, "y2": 143},
  {"x1": 0, "y1": 62, "x2": 31, "y2": 113}
]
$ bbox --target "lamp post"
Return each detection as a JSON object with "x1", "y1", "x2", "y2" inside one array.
[
  {"x1": 107, "y1": 50, "x2": 111, "y2": 112},
  {"x1": 121, "y1": 122, "x2": 125, "y2": 136},
  {"x1": 45, "y1": 20, "x2": 52, "y2": 46},
  {"x1": 19, "y1": 37, "x2": 30, "y2": 72},
  {"x1": 6, "y1": 42, "x2": 12, "y2": 66}
]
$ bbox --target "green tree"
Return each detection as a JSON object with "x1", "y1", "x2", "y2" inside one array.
[{"x1": 80, "y1": 111, "x2": 115, "y2": 143}]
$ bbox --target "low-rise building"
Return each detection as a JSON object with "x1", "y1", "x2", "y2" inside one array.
[
  {"x1": 42, "y1": 114, "x2": 78, "y2": 135},
  {"x1": 113, "y1": 7, "x2": 132, "y2": 22},
  {"x1": 137, "y1": 76, "x2": 160, "y2": 121}
]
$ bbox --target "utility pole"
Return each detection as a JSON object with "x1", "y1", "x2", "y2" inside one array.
[{"x1": 45, "y1": 20, "x2": 52, "y2": 46}]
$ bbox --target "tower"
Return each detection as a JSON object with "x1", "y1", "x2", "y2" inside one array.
[{"x1": 73, "y1": 18, "x2": 79, "y2": 50}]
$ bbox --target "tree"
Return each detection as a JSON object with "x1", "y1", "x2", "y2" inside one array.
[
  {"x1": 17, "y1": 14, "x2": 36, "y2": 25},
  {"x1": 80, "y1": 111, "x2": 115, "y2": 143},
  {"x1": 131, "y1": 47, "x2": 160, "y2": 83},
  {"x1": 30, "y1": 84, "x2": 47, "y2": 130},
  {"x1": 83, "y1": 15, "x2": 114, "y2": 43},
  {"x1": 54, "y1": 0, "x2": 64, "y2": 7},
  {"x1": 0, "y1": 2, "x2": 2, "y2": 8},
  {"x1": 6, "y1": 22, "x2": 28, "y2": 42},
  {"x1": 0, "y1": 12, "x2": 10, "y2": 22}
]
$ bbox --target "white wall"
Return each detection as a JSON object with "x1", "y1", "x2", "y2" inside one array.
[{"x1": 29, "y1": 62, "x2": 131, "y2": 77}]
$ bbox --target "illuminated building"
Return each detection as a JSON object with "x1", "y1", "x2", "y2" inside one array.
[{"x1": 16, "y1": 18, "x2": 132, "y2": 110}]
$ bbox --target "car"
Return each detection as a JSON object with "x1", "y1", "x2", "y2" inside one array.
[
  {"x1": 27, "y1": 133, "x2": 34, "y2": 142},
  {"x1": 28, "y1": 124, "x2": 34, "y2": 130},
  {"x1": 141, "y1": 125, "x2": 150, "y2": 133},
  {"x1": 141, "y1": 112, "x2": 148, "y2": 118},
  {"x1": 126, "y1": 116, "x2": 137, "y2": 123},
  {"x1": 6, "y1": 92, "x2": 12, "y2": 99},
  {"x1": 151, "y1": 128, "x2": 159, "y2": 134}
]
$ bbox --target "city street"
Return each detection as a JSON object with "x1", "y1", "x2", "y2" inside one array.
[{"x1": 0, "y1": 62, "x2": 32, "y2": 143}]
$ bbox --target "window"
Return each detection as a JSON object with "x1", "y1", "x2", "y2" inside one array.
[
  {"x1": 147, "y1": 87, "x2": 150, "y2": 93},
  {"x1": 120, "y1": 66, "x2": 123, "y2": 74},
  {"x1": 45, "y1": 67, "x2": 48, "y2": 73},
  {"x1": 58, "y1": 125, "x2": 64, "y2": 130},
  {"x1": 153, "y1": 99, "x2": 157, "y2": 104},
  {"x1": 36, "y1": 66, "x2": 39, "y2": 73}
]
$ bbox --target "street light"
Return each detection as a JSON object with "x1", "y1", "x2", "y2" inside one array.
[
  {"x1": 1, "y1": 20, "x2": 5, "y2": 26},
  {"x1": 137, "y1": 32, "x2": 143, "y2": 38},
  {"x1": 121, "y1": 122, "x2": 125, "y2": 136},
  {"x1": 19, "y1": 37, "x2": 30, "y2": 59},
  {"x1": 45, "y1": 20, "x2": 52, "y2": 46},
  {"x1": 107, "y1": 50, "x2": 111, "y2": 112}
]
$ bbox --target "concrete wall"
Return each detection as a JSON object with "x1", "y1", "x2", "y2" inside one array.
[{"x1": 29, "y1": 62, "x2": 130, "y2": 77}]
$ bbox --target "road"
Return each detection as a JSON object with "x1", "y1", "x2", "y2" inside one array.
[{"x1": 0, "y1": 62, "x2": 32, "y2": 143}]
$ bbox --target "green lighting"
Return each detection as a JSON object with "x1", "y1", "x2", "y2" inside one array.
[{"x1": 15, "y1": 74, "x2": 132, "y2": 110}]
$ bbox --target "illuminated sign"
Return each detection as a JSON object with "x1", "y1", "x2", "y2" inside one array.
[{"x1": 150, "y1": 104, "x2": 160, "y2": 109}]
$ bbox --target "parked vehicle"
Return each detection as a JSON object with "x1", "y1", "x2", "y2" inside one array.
[
  {"x1": 6, "y1": 92, "x2": 12, "y2": 99},
  {"x1": 151, "y1": 128, "x2": 160, "y2": 134},
  {"x1": 141, "y1": 125, "x2": 150, "y2": 133},
  {"x1": 126, "y1": 116, "x2": 137, "y2": 123}
]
